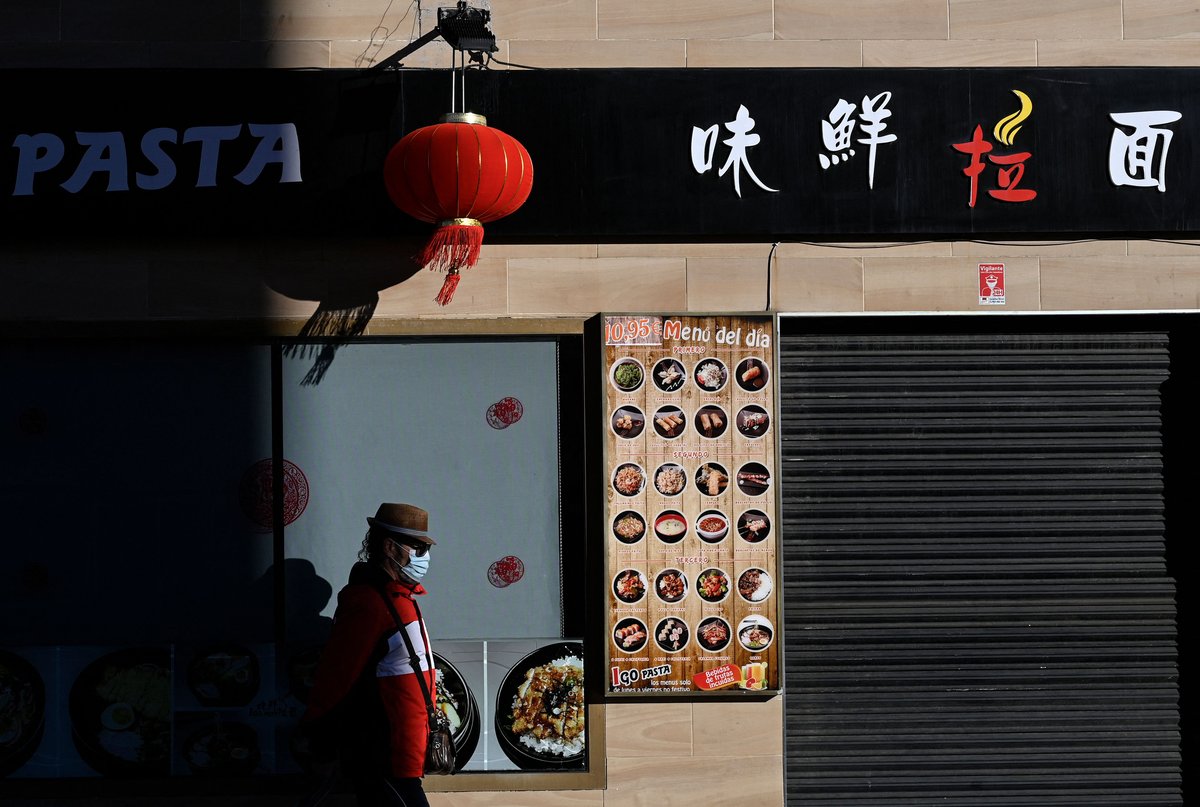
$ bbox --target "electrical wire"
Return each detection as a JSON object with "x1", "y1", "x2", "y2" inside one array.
[
  {"x1": 766, "y1": 242, "x2": 779, "y2": 311},
  {"x1": 482, "y1": 52, "x2": 542, "y2": 71},
  {"x1": 356, "y1": 0, "x2": 420, "y2": 69}
]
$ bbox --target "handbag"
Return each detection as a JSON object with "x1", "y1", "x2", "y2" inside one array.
[{"x1": 379, "y1": 589, "x2": 457, "y2": 775}]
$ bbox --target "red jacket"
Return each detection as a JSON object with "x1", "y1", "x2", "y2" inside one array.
[{"x1": 302, "y1": 562, "x2": 436, "y2": 779}]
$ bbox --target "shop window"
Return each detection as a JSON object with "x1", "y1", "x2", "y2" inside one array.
[{"x1": 0, "y1": 333, "x2": 597, "y2": 791}]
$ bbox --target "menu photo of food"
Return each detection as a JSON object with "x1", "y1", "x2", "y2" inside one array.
[
  {"x1": 695, "y1": 617, "x2": 733, "y2": 653},
  {"x1": 612, "y1": 569, "x2": 648, "y2": 604},
  {"x1": 651, "y1": 407, "x2": 687, "y2": 439},
  {"x1": 734, "y1": 357, "x2": 770, "y2": 392},
  {"x1": 736, "y1": 405, "x2": 770, "y2": 438},
  {"x1": 654, "y1": 568, "x2": 688, "y2": 604},
  {"x1": 175, "y1": 712, "x2": 261, "y2": 777},
  {"x1": 695, "y1": 510, "x2": 730, "y2": 544},
  {"x1": 285, "y1": 645, "x2": 323, "y2": 705},
  {"x1": 653, "y1": 618, "x2": 689, "y2": 653},
  {"x1": 737, "y1": 567, "x2": 773, "y2": 603},
  {"x1": 736, "y1": 616, "x2": 774, "y2": 653},
  {"x1": 737, "y1": 510, "x2": 772, "y2": 544},
  {"x1": 694, "y1": 358, "x2": 728, "y2": 392},
  {"x1": 736, "y1": 462, "x2": 772, "y2": 497},
  {"x1": 652, "y1": 357, "x2": 687, "y2": 392},
  {"x1": 611, "y1": 406, "x2": 646, "y2": 439},
  {"x1": 693, "y1": 405, "x2": 728, "y2": 439},
  {"x1": 434, "y1": 653, "x2": 480, "y2": 771},
  {"x1": 653, "y1": 462, "x2": 687, "y2": 496},
  {"x1": 612, "y1": 619, "x2": 649, "y2": 653},
  {"x1": 695, "y1": 463, "x2": 730, "y2": 498},
  {"x1": 695, "y1": 567, "x2": 731, "y2": 604},
  {"x1": 653, "y1": 510, "x2": 687, "y2": 544},
  {"x1": 612, "y1": 462, "x2": 646, "y2": 497},
  {"x1": 185, "y1": 644, "x2": 260, "y2": 708},
  {"x1": 612, "y1": 510, "x2": 647, "y2": 544},
  {"x1": 610, "y1": 358, "x2": 645, "y2": 393}
]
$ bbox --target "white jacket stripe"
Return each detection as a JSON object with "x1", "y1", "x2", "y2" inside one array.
[{"x1": 375, "y1": 619, "x2": 433, "y2": 677}]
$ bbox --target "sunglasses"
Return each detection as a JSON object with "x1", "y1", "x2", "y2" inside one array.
[{"x1": 393, "y1": 538, "x2": 429, "y2": 557}]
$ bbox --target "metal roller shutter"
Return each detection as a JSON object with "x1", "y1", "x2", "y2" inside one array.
[{"x1": 779, "y1": 327, "x2": 1181, "y2": 806}]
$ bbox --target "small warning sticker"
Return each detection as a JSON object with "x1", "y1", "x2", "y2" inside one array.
[{"x1": 979, "y1": 263, "x2": 1005, "y2": 305}]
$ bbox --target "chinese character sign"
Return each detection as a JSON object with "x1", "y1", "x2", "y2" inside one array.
[
  {"x1": 682, "y1": 77, "x2": 1191, "y2": 226},
  {"x1": 952, "y1": 89, "x2": 1037, "y2": 208},
  {"x1": 1109, "y1": 110, "x2": 1182, "y2": 192},
  {"x1": 691, "y1": 105, "x2": 779, "y2": 198},
  {"x1": 819, "y1": 91, "x2": 898, "y2": 189}
]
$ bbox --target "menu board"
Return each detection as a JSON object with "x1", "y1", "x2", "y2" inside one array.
[{"x1": 601, "y1": 314, "x2": 779, "y2": 695}]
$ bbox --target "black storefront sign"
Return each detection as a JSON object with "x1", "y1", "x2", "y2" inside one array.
[{"x1": 2, "y1": 67, "x2": 1197, "y2": 241}]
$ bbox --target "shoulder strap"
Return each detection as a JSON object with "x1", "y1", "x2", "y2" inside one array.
[{"x1": 377, "y1": 587, "x2": 438, "y2": 726}]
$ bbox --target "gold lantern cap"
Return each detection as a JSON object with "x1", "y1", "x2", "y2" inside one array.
[{"x1": 440, "y1": 112, "x2": 487, "y2": 126}]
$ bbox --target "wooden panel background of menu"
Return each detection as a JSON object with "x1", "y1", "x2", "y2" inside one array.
[{"x1": 603, "y1": 314, "x2": 779, "y2": 695}]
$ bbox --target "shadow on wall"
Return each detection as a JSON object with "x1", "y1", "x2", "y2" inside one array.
[
  {"x1": 264, "y1": 234, "x2": 429, "y2": 384},
  {"x1": 0, "y1": 0, "x2": 370, "y2": 69},
  {"x1": 1, "y1": 0, "x2": 440, "y2": 380},
  {"x1": 252, "y1": 558, "x2": 335, "y2": 644}
]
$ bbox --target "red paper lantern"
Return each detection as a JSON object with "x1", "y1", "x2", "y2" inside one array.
[{"x1": 384, "y1": 112, "x2": 534, "y2": 305}]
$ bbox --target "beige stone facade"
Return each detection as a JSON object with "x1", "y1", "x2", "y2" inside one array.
[{"x1": 2, "y1": 2, "x2": 1196, "y2": 804}]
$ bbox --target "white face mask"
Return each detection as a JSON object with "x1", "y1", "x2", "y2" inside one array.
[
  {"x1": 390, "y1": 539, "x2": 430, "y2": 582},
  {"x1": 400, "y1": 550, "x2": 430, "y2": 582}
]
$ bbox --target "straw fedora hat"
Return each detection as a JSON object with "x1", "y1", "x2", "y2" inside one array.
[{"x1": 366, "y1": 502, "x2": 436, "y2": 545}]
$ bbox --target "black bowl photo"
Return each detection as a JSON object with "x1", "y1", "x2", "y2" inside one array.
[
  {"x1": 695, "y1": 511, "x2": 730, "y2": 543},
  {"x1": 0, "y1": 649, "x2": 46, "y2": 778},
  {"x1": 695, "y1": 567, "x2": 731, "y2": 603},
  {"x1": 612, "y1": 510, "x2": 646, "y2": 544},
  {"x1": 694, "y1": 405, "x2": 729, "y2": 439},
  {"x1": 186, "y1": 643, "x2": 260, "y2": 708},
  {"x1": 610, "y1": 358, "x2": 645, "y2": 392},
  {"x1": 612, "y1": 569, "x2": 648, "y2": 604},
  {"x1": 494, "y1": 642, "x2": 586, "y2": 770},
  {"x1": 612, "y1": 462, "x2": 646, "y2": 497},
  {"x1": 737, "y1": 567, "x2": 773, "y2": 603},
  {"x1": 653, "y1": 462, "x2": 687, "y2": 496},
  {"x1": 695, "y1": 463, "x2": 730, "y2": 498},
  {"x1": 433, "y1": 653, "x2": 480, "y2": 771},
  {"x1": 654, "y1": 568, "x2": 688, "y2": 603},
  {"x1": 286, "y1": 645, "x2": 323, "y2": 704},
  {"x1": 737, "y1": 616, "x2": 775, "y2": 652},
  {"x1": 69, "y1": 647, "x2": 172, "y2": 777}
]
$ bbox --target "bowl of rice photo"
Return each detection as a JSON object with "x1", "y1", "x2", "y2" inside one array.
[{"x1": 495, "y1": 642, "x2": 587, "y2": 770}]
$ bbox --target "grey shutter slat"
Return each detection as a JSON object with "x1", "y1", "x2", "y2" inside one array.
[{"x1": 779, "y1": 331, "x2": 1180, "y2": 806}]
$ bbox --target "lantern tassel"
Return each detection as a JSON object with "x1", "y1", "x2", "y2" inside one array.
[
  {"x1": 421, "y1": 220, "x2": 484, "y2": 273},
  {"x1": 434, "y1": 268, "x2": 462, "y2": 306}
]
